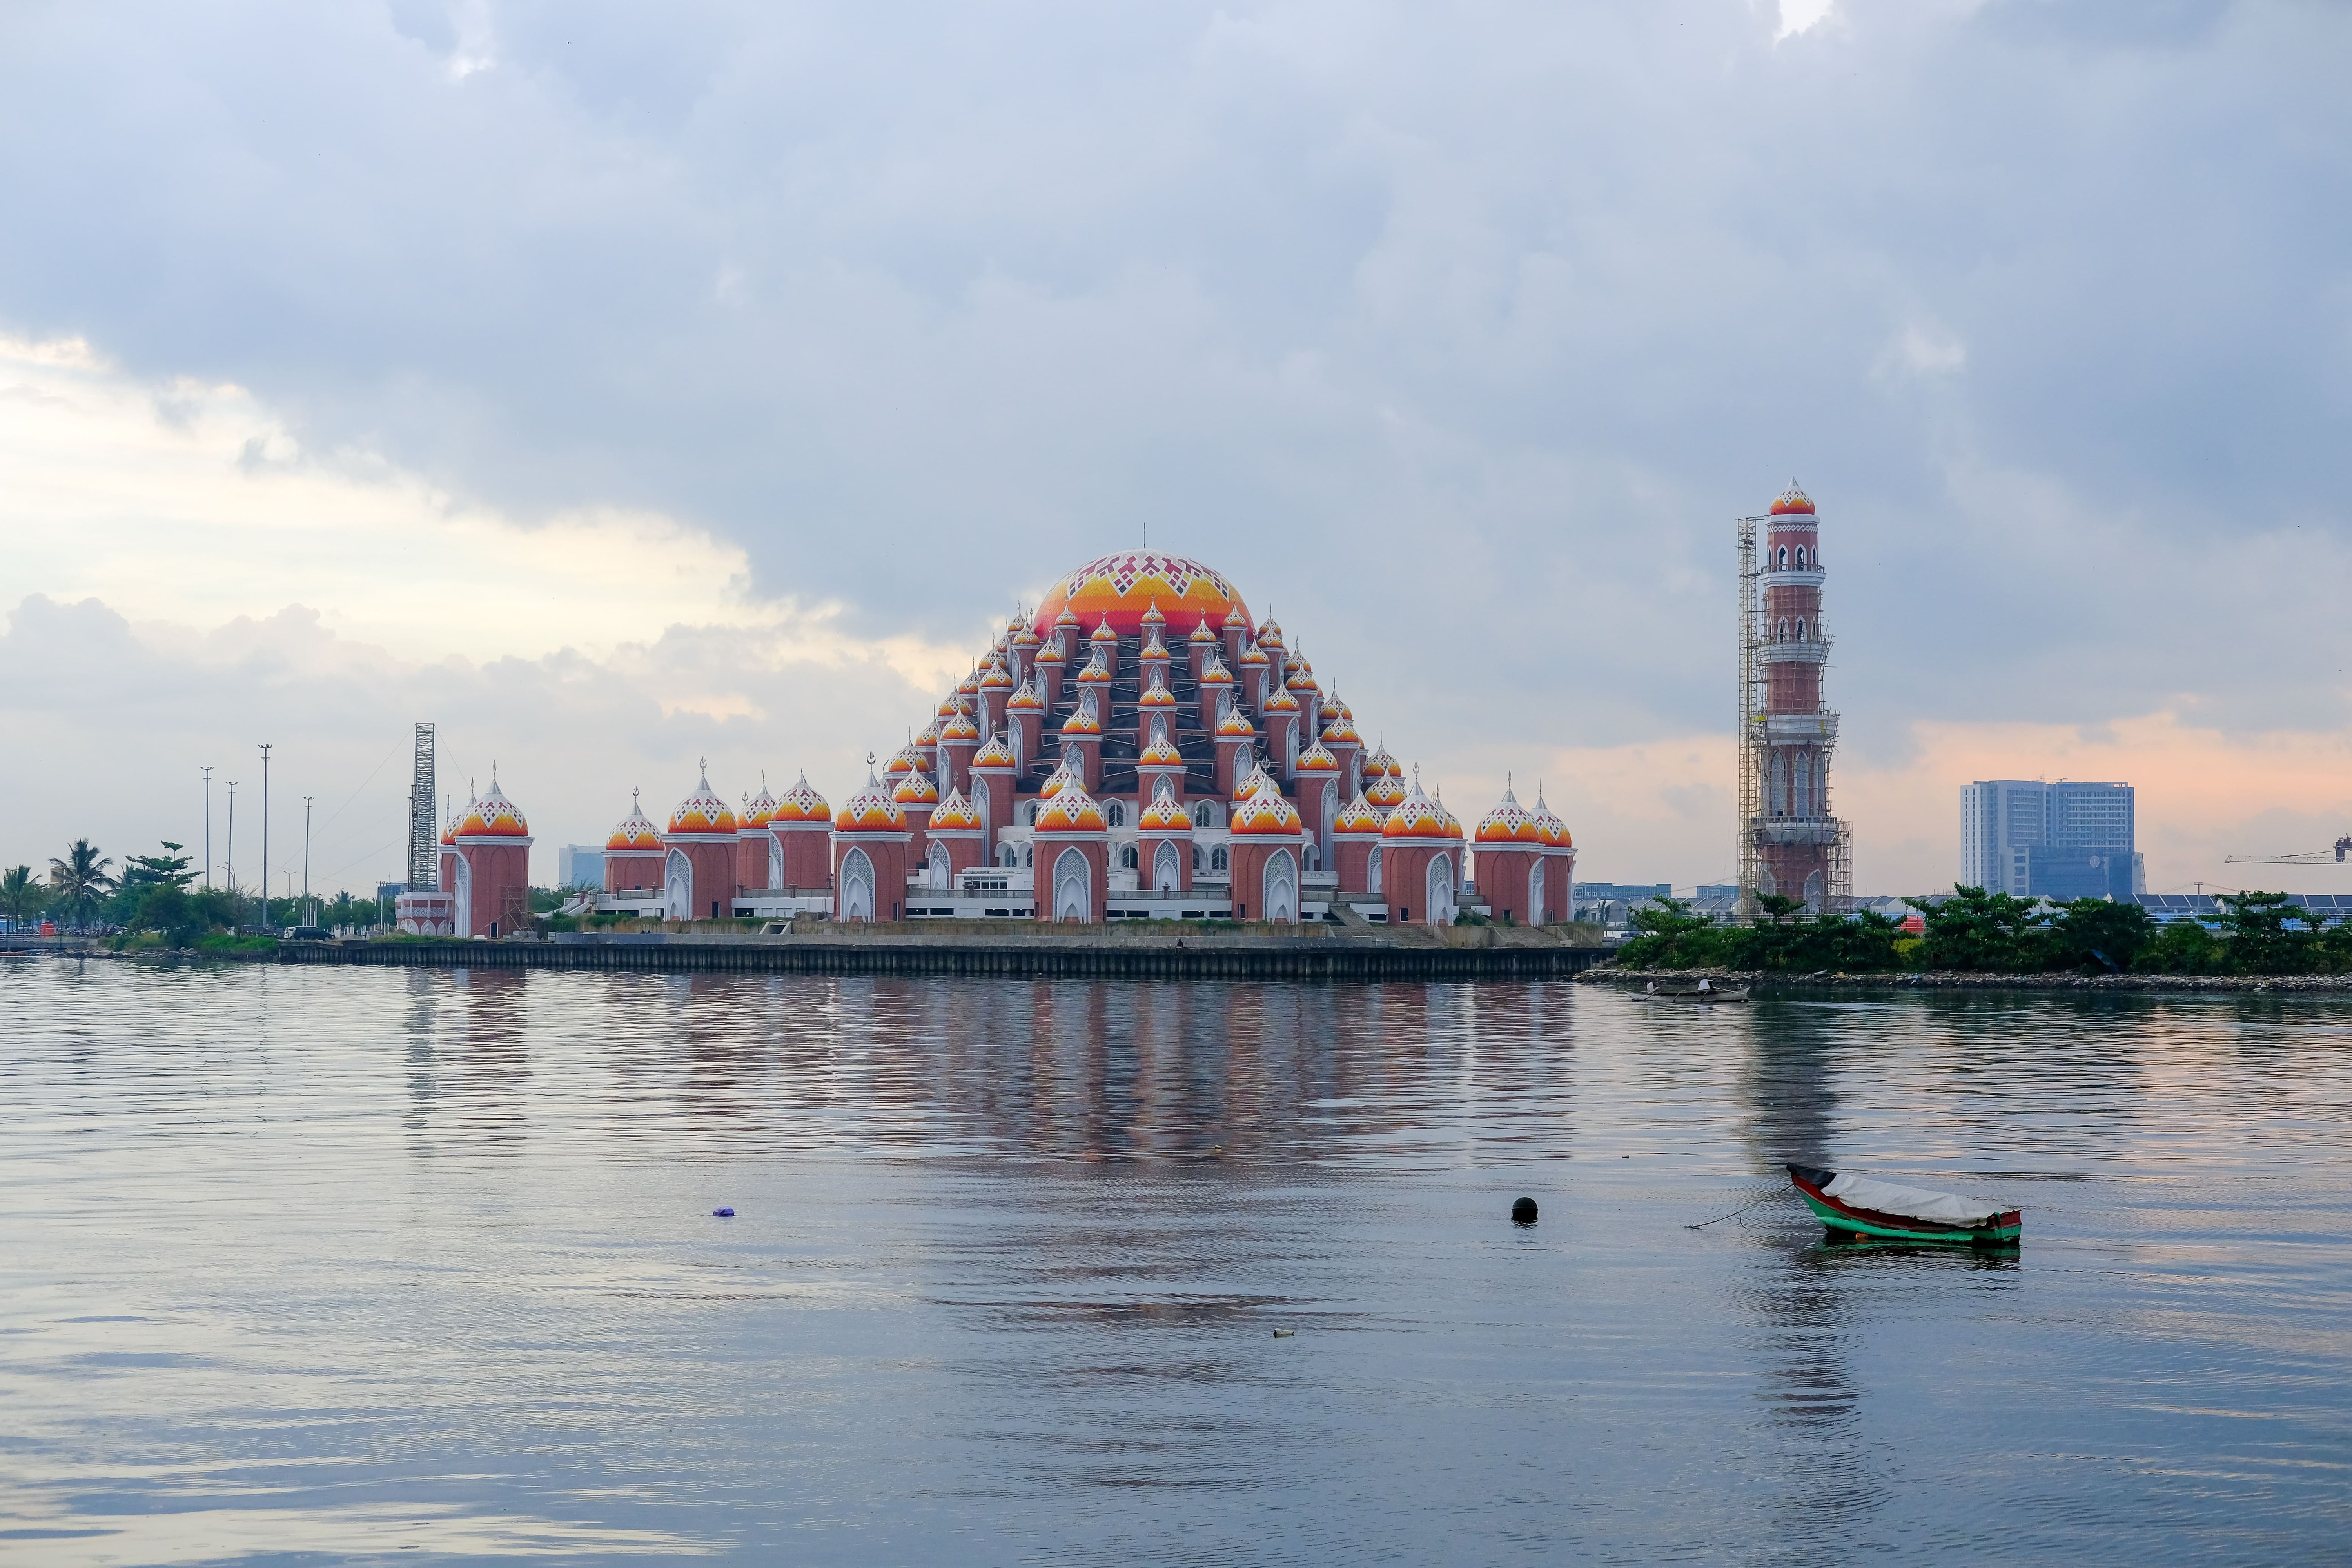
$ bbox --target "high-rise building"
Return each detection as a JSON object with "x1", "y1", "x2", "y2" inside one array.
[
  {"x1": 1961, "y1": 780, "x2": 2141, "y2": 900},
  {"x1": 1739, "y1": 483, "x2": 1848, "y2": 913}
]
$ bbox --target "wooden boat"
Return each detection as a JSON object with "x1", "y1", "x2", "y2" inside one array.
[
  {"x1": 1787, "y1": 1163, "x2": 2021, "y2": 1246},
  {"x1": 1633, "y1": 980, "x2": 1750, "y2": 1004}
]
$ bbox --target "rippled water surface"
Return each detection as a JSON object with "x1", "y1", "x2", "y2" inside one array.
[{"x1": 3, "y1": 961, "x2": 2348, "y2": 1564}]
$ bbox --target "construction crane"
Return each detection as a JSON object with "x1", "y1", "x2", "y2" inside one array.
[{"x1": 2225, "y1": 836, "x2": 2352, "y2": 866}]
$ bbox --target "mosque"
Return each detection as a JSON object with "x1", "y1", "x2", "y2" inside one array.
[{"x1": 402, "y1": 551, "x2": 1573, "y2": 933}]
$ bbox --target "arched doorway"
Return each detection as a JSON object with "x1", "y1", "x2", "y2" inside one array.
[
  {"x1": 1803, "y1": 869, "x2": 1825, "y2": 910},
  {"x1": 927, "y1": 841, "x2": 951, "y2": 890},
  {"x1": 1320, "y1": 780, "x2": 1338, "y2": 858},
  {"x1": 1368, "y1": 846, "x2": 1383, "y2": 897},
  {"x1": 1529, "y1": 860, "x2": 1546, "y2": 925},
  {"x1": 1262, "y1": 848, "x2": 1298, "y2": 924},
  {"x1": 840, "y1": 848, "x2": 875, "y2": 922},
  {"x1": 766, "y1": 837, "x2": 784, "y2": 890},
  {"x1": 1154, "y1": 841, "x2": 1181, "y2": 893},
  {"x1": 453, "y1": 854, "x2": 473, "y2": 938},
  {"x1": 664, "y1": 849, "x2": 691, "y2": 922},
  {"x1": 1053, "y1": 846, "x2": 1090, "y2": 922},
  {"x1": 1425, "y1": 852, "x2": 1456, "y2": 926}
]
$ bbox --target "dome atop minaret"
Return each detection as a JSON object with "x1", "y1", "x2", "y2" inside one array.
[{"x1": 1771, "y1": 481, "x2": 1815, "y2": 515}]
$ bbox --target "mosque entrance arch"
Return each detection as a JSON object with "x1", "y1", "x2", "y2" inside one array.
[
  {"x1": 664, "y1": 850, "x2": 691, "y2": 922},
  {"x1": 1529, "y1": 860, "x2": 1546, "y2": 925},
  {"x1": 1368, "y1": 846, "x2": 1383, "y2": 897},
  {"x1": 452, "y1": 855, "x2": 473, "y2": 938},
  {"x1": 767, "y1": 837, "x2": 784, "y2": 890},
  {"x1": 927, "y1": 841, "x2": 951, "y2": 890},
  {"x1": 1320, "y1": 780, "x2": 1338, "y2": 857},
  {"x1": 1425, "y1": 852, "x2": 1456, "y2": 926},
  {"x1": 840, "y1": 848, "x2": 875, "y2": 922},
  {"x1": 1153, "y1": 841, "x2": 1181, "y2": 893},
  {"x1": 1053, "y1": 847, "x2": 1090, "y2": 922},
  {"x1": 1262, "y1": 848, "x2": 1298, "y2": 925}
]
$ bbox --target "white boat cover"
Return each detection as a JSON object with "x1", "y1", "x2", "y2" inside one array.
[{"x1": 1821, "y1": 1172, "x2": 2003, "y2": 1227}]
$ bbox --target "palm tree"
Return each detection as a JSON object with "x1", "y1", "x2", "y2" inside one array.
[
  {"x1": 1, "y1": 865, "x2": 40, "y2": 931},
  {"x1": 47, "y1": 840, "x2": 115, "y2": 931}
]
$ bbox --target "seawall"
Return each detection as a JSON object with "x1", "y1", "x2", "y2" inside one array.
[{"x1": 277, "y1": 932, "x2": 1610, "y2": 981}]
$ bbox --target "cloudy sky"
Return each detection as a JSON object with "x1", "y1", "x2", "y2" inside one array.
[{"x1": 3, "y1": 0, "x2": 2348, "y2": 897}]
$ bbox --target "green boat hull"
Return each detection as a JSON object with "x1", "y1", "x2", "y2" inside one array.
[{"x1": 1799, "y1": 1191, "x2": 2022, "y2": 1246}]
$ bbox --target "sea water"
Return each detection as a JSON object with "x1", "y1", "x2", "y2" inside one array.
[{"x1": 2, "y1": 961, "x2": 2346, "y2": 1564}]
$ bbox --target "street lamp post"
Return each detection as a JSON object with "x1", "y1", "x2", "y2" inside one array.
[
  {"x1": 225, "y1": 781, "x2": 238, "y2": 929},
  {"x1": 303, "y1": 795, "x2": 313, "y2": 902},
  {"x1": 259, "y1": 744, "x2": 272, "y2": 932},
  {"x1": 201, "y1": 766, "x2": 213, "y2": 889}
]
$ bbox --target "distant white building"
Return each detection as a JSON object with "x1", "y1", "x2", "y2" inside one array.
[
  {"x1": 1962, "y1": 780, "x2": 2142, "y2": 900},
  {"x1": 556, "y1": 845, "x2": 606, "y2": 890}
]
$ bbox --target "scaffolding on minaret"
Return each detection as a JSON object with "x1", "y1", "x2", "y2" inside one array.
[
  {"x1": 406, "y1": 723, "x2": 437, "y2": 891},
  {"x1": 1735, "y1": 514, "x2": 1764, "y2": 926}
]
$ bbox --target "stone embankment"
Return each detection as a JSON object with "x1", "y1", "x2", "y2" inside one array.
[
  {"x1": 267, "y1": 922, "x2": 1613, "y2": 980},
  {"x1": 1584, "y1": 967, "x2": 2352, "y2": 994}
]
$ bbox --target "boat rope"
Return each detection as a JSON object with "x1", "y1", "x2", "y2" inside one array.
[{"x1": 1684, "y1": 1191, "x2": 1785, "y2": 1230}]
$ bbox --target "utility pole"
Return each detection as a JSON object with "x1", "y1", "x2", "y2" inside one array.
[
  {"x1": 303, "y1": 795, "x2": 313, "y2": 899},
  {"x1": 259, "y1": 744, "x2": 272, "y2": 929},
  {"x1": 201, "y1": 766, "x2": 214, "y2": 889},
  {"x1": 225, "y1": 781, "x2": 238, "y2": 928}
]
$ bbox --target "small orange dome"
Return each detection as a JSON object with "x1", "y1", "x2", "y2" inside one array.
[
  {"x1": 1295, "y1": 740, "x2": 1340, "y2": 773},
  {"x1": 1474, "y1": 781, "x2": 1543, "y2": 846},
  {"x1": 1320, "y1": 715, "x2": 1361, "y2": 746},
  {"x1": 1230, "y1": 778, "x2": 1303, "y2": 836},
  {"x1": 1189, "y1": 617, "x2": 1218, "y2": 645},
  {"x1": 1062, "y1": 699, "x2": 1103, "y2": 736},
  {"x1": 1238, "y1": 641, "x2": 1269, "y2": 667},
  {"x1": 1140, "y1": 671, "x2": 1177, "y2": 708},
  {"x1": 1199, "y1": 653, "x2": 1234, "y2": 686},
  {"x1": 893, "y1": 769, "x2": 939, "y2": 806},
  {"x1": 1265, "y1": 686, "x2": 1299, "y2": 714},
  {"x1": 1091, "y1": 615, "x2": 1119, "y2": 644},
  {"x1": 1036, "y1": 780, "x2": 1108, "y2": 833},
  {"x1": 741, "y1": 779, "x2": 779, "y2": 829},
  {"x1": 1216, "y1": 708, "x2": 1256, "y2": 738},
  {"x1": 980, "y1": 660, "x2": 1014, "y2": 690},
  {"x1": 1365, "y1": 772, "x2": 1409, "y2": 810},
  {"x1": 1076, "y1": 647, "x2": 1111, "y2": 685},
  {"x1": 668, "y1": 764, "x2": 738, "y2": 835},
  {"x1": 835, "y1": 771, "x2": 907, "y2": 833},
  {"x1": 929, "y1": 786, "x2": 984, "y2": 831},
  {"x1": 973, "y1": 734, "x2": 1017, "y2": 769},
  {"x1": 607, "y1": 789, "x2": 662, "y2": 850},
  {"x1": 1771, "y1": 481, "x2": 1815, "y2": 515},
  {"x1": 1141, "y1": 732, "x2": 1186, "y2": 766},
  {"x1": 456, "y1": 772, "x2": 528, "y2": 838},
  {"x1": 939, "y1": 710, "x2": 981, "y2": 743},
  {"x1": 1033, "y1": 639, "x2": 1065, "y2": 666},
  {"x1": 1007, "y1": 677, "x2": 1044, "y2": 711},
  {"x1": 1381, "y1": 773, "x2": 1463, "y2": 840},
  {"x1": 1332, "y1": 791, "x2": 1385, "y2": 836},
  {"x1": 771, "y1": 771, "x2": 831, "y2": 824},
  {"x1": 1256, "y1": 616, "x2": 1284, "y2": 652},
  {"x1": 1139, "y1": 792, "x2": 1192, "y2": 832},
  {"x1": 1530, "y1": 791, "x2": 1573, "y2": 849}
]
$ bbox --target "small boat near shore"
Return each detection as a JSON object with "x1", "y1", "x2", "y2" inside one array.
[
  {"x1": 1633, "y1": 980, "x2": 1750, "y2": 1004},
  {"x1": 1787, "y1": 1163, "x2": 2022, "y2": 1246}
]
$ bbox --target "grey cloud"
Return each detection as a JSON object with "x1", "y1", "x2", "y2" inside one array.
[{"x1": 1, "y1": 0, "x2": 2347, "y2": 785}]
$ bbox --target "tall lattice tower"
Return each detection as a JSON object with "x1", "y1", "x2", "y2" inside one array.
[
  {"x1": 406, "y1": 723, "x2": 438, "y2": 891},
  {"x1": 1738, "y1": 484, "x2": 1849, "y2": 915}
]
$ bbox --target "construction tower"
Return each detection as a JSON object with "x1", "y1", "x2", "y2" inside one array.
[
  {"x1": 1736, "y1": 484, "x2": 1849, "y2": 916},
  {"x1": 407, "y1": 723, "x2": 438, "y2": 891}
]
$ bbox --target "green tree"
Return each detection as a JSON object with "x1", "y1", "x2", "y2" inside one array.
[
  {"x1": 2047, "y1": 898, "x2": 2156, "y2": 973},
  {"x1": 2133, "y1": 917, "x2": 2222, "y2": 974},
  {"x1": 1, "y1": 864, "x2": 45, "y2": 929},
  {"x1": 2213, "y1": 891, "x2": 2305, "y2": 974},
  {"x1": 119, "y1": 842, "x2": 195, "y2": 893},
  {"x1": 47, "y1": 840, "x2": 116, "y2": 931},
  {"x1": 1615, "y1": 898, "x2": 1731, "y2": 969},
  {"x1": 127, "y1": 883, "x2": 209, "y2": 947},
  {"x1": 1906, "y1": 886, "x2": 2054, "y2": 972}
]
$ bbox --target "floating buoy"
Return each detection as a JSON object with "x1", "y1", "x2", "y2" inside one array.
[
  {"x1": 713, "y1": 1207, "x2": 735, "y2": 1218},
  {"x1": 1272, "y1": 1329, "x2": 1296, "y2": 1338},
  {"x1": 1511, "y1": 1196, "x2": 1538, "y2": 1225}
]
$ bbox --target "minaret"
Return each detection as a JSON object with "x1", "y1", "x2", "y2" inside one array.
[{"x1": 1746, "y1": 481, "x2": 1847, "y2": 912}]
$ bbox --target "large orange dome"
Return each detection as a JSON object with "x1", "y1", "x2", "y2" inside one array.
[{"x1": 1032, "y1": 552, "x2": 1251, "y2": 640}]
